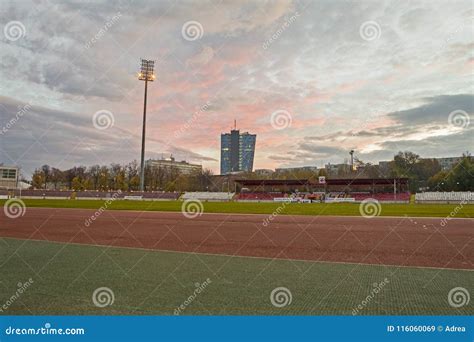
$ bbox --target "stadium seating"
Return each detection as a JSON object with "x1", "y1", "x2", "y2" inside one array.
[
  {"x1": 75, "y1": 191, "x2": 181, "y2": 200},
  {"x1": 182, "y1": 192, "x2": 235, "y2": 201},
  {"x1": 235, "y1": 192, "x2": 411, "y2": 202},
  {"x1": 8, "y1": 190, "x2": 73, "y2": 198},
  {"x1": 351, "y1": 192, "x2": 410, "y2": 202},
  {"x1": 415, "y1": 192, "x2": 473, "y2": 203},
  {"x1": 140, "y1": 192, "x2": 181, "y2": 200},
  {"x1": 2, "y1": 189, "x2": 181, "y2": 200},
  {"x1": 235, "y1": 192, "x2": 283, "y2": 201}
]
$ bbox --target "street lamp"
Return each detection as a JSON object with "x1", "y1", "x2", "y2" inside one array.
[{"x1": 138, "y1": 59, "x2": 155, "y2": 191}]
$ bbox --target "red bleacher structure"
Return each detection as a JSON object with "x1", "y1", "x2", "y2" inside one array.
[
  {"x1": 1, "y1": 177, "x2": 410, "y2": 203},
  {"x1": 235, "y1": 178, "x2": 410, "y2": 203},
  {"x1": 235, "y1": 192, "x2": 283, "y2": 200}
]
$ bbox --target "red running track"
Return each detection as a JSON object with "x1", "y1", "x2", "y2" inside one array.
[{"x1": 1, "y1": 208, "x2": 473, "y2": 269}]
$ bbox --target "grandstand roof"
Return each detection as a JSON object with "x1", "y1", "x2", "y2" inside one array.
[
  {"x1": 235, "y1": 179, "x2": 312, "y2": 186},
  {"x1": 235, "y1": 177, "x2": 409, "y2": 186}
]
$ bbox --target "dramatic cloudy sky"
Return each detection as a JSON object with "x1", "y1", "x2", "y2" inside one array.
[{"x1": 0, "y1": 0, "x2": 472, "y2": 176}]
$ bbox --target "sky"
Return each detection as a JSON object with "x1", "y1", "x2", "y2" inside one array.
[{"x1": 0, "y1": 0, "x2": 472, "y2": 177}]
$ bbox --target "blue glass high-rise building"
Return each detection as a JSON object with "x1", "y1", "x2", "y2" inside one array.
[{"x1": 220, "y1": 128, "x2": 256, "y2": 175}]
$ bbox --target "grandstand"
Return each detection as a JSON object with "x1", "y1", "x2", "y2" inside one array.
[
  {"x1": 4, "y1": 182, "x2": 471, "y2": 205},
  {"x1": 235, "y1": 178, "x2": 410, "y2": 203},
  {"x1": 415, "y1": 192, "x2": 473, "y2": 204},
  {"x1": 235, "y1": 192, "x2": 283, "y2": 201}
]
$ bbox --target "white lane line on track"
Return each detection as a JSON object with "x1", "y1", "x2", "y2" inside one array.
[
  {"x1": 16, "y1": 206, "x2": 474, "y2": 221},
  {"x1": 1, "y1": 236, "x2": 473, "y2": 272}
]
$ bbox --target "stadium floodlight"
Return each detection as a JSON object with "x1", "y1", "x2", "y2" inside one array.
[
  {"x1": 138, "y1": 59, "x2": 155, "y2": 81},
  {"x1": 350, "y1": 150, "x2": 355, "y2": 171},
  {"x1": 137, "y1": 59, "x2": 155, "y2": 191}
]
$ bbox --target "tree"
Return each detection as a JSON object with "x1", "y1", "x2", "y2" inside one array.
[
  {"x1": 428, "y1": 171, "x2": 449, "y2": 191},
  {"x1": 71, "y1": 176, "x2": 83, "y2": 191},
  {"x1": 82, "y1": 178, "x2": 93, "y2": 190},
  {"x1": 388, "y1": 151, "x2": 443, "y2": 192},
  {"x1": 414, "y1": 159, "x2": 441, "y2": 180},
  {"x1": 40, "y1": 165, "x2": 51, "y2": 189},
  {"x1": 64, "y1": 168, "x2": 76, "y2": 189},
  {"x1": 126, "y1": 161, "x2": 139, "y2": 191},
  {"x1": 129, "y1": 175, "x2": 140, "y2": 191},
  {"x1": 31, "y1": 169, "x2": 45, "y2": 189},
  {"x1": 447, "y1": 155, "x2": 474, "y2": 191},
  {"x1": 98, "y1": 166, "x2": 109, "y2": 190},
  {"x1": 426, "y1": 154, "x2": 473, "y2": 191},
  {"x1": 108, "y1": 163, "x2": 124, "y2": 190},
  {"x1": 49, "y1": 168, "x2": 64, "y2": 190},
  {"x1": 318, "y1": 169, "x2": 327, "y2": 177},
  {"x1": 391, "y1": 151, "x2": 420, "y2": 177},
  {"x1": 413, "y1": 159, "x2": 440, "y2": 190},
  {"x1": 89, "y1": 165, "x2": 101, "y2": 190}
]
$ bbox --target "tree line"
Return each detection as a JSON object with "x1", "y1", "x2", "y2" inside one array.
[
  {"x1": 31, "y1": 161, "x2": 214, "y2": 192},
  {"x1": 386, "y1": 152, "x2": 473, "y2": 192},
  {"x1": 28, "y1": 152, "x2": 473, "y2": 193}
]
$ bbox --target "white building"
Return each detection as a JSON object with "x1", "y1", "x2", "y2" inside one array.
[
  {"x1": 0, "y1": 165, "x2": 19, "y2": 189},
  {"x1": 433, "y1": 157, "x2": 463, "y2": 171},
  {"x1": 146, "y1": 157, "x2": 202, "y2": 175}
]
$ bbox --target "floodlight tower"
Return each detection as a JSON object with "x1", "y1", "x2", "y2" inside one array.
[
  {"x1": 350, "y1": 150, "x2": 355, "y2": 171},
  {"x1": 138, "y1": 59, "x2": 155, "y2": 191}
]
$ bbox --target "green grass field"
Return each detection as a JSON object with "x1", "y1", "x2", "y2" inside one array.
[
  {"x1": 0, "y1": 238, "x2": 472, "y2": 315},
  {"x1": 3, "y1": 198, "x2": 474, "y2": 218}
]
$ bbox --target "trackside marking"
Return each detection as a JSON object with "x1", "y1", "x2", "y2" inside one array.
[
  {"x1": 1, "y1": 236, "x2": 473, "y2": 272},
  {"x1": 16, "y1": 206, "x2": 474, "y2": 221}
]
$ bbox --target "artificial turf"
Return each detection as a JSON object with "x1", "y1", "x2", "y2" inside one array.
[
  {"x1": 2, "y1": 198, "x2": 473, "y2": 218},
  {"x1": 0, "y1": 238, "x2": 472, "y2": 315}
]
